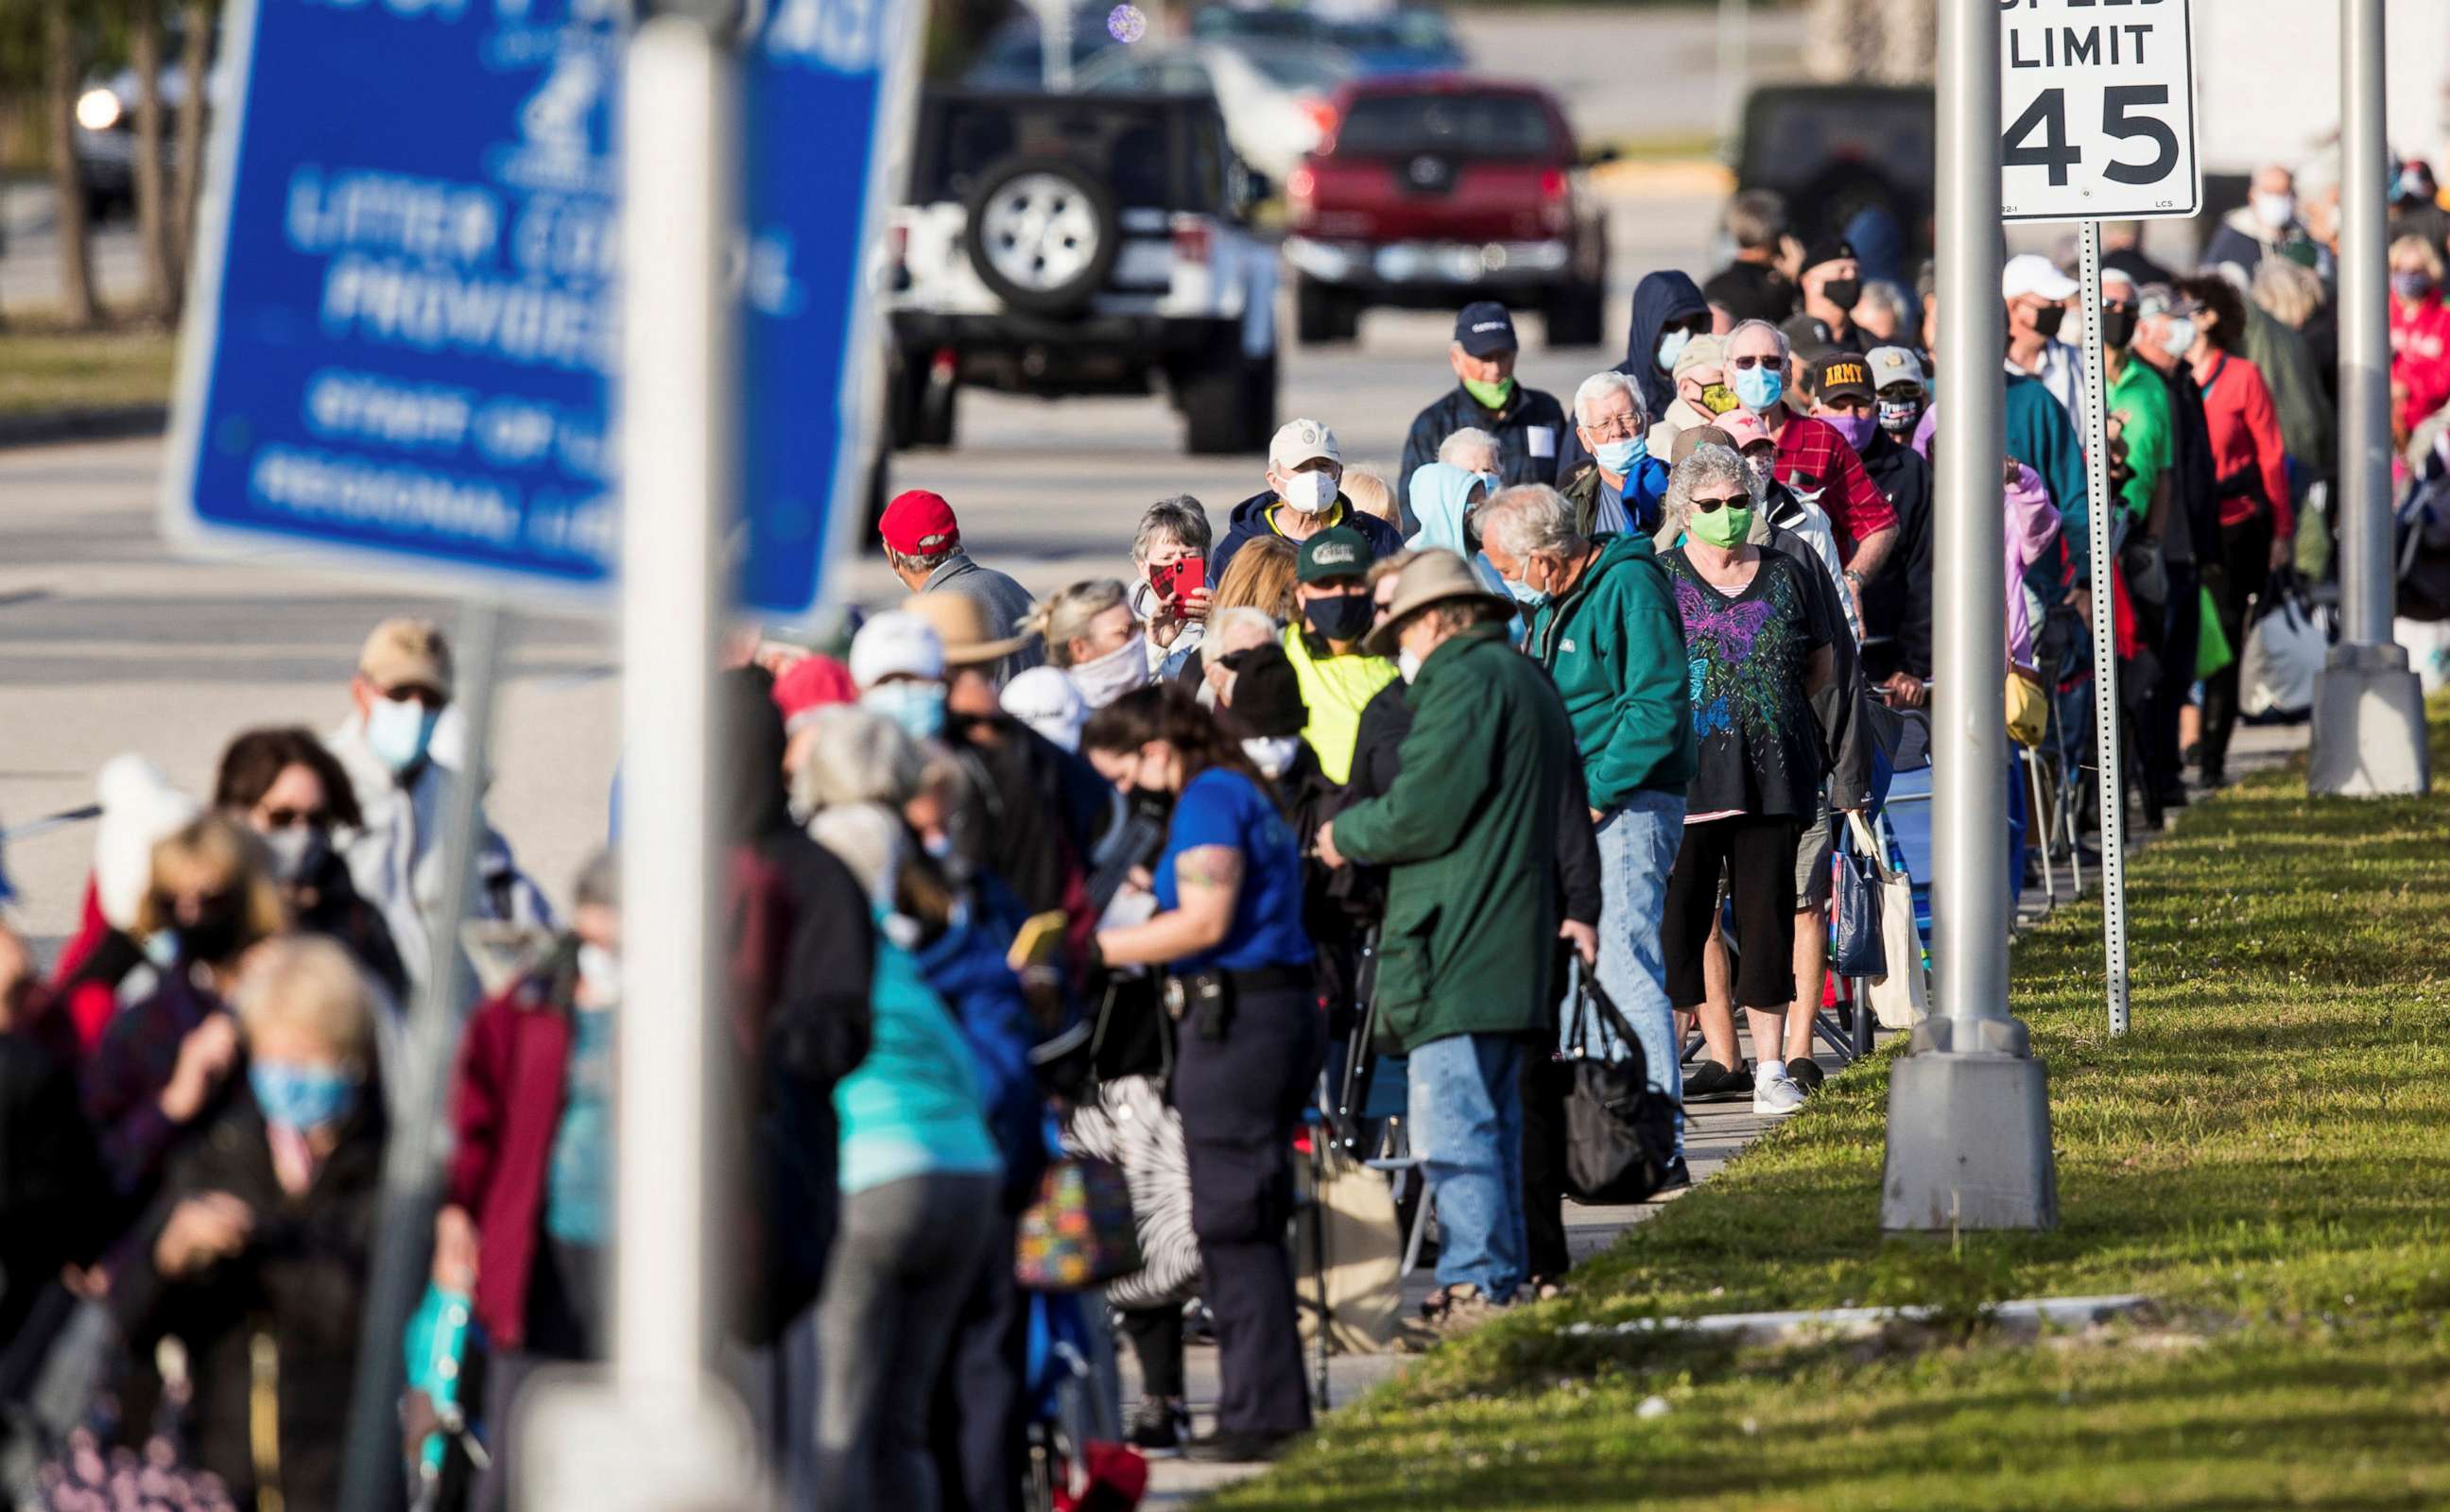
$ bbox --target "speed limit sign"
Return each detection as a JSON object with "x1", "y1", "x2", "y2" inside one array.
[{"x1": 1999, "y1": 0, "x2": 2200, "y2": 222}]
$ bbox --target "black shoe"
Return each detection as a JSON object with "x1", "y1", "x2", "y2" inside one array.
[
  {"x1": 1129, "y1": 1396, "x2": 1188, "y2": 1458},
  {"x1": 1653, "y1": 1156, "x2": 1693, "y2": 1194},
  {"x1": 1789, "y1": 1056, "x2": 1825, "y2": 1094},
  {"x1": 2157, "y1": 784, "x2": 2191, "y2": 810},
  {"x1": 1183, "y1": 1430, "x2": 1294, "y2": 1464},
  {"x1": 1682, "y1": 1059, "x2": 1753, "y2": 1102}
]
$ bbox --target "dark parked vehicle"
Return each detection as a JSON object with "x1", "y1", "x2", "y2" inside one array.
[
  {"x1": 1282, "y1": 75, "x2": 1611, "y2": 347},
  {"x1": 1732, "y1": 83, "x2": 1936, "y2": 258},
  {"x1": 885, "y1": 89, "x2": 1281, "y2": 455}
]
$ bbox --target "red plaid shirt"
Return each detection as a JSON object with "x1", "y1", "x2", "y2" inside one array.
[{"x1": 1771, "y1": 411, "x2": 1897, "y2": 558}]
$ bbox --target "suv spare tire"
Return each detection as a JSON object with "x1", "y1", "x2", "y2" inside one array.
[{"x1": 961, "y1": 155, "x2": 1122, "y2": 319}]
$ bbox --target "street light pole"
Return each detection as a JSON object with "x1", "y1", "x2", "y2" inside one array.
[
  {"x1": 1879, "y1": 0, "x2": 2057, "y2": 1233},
  {"x1": 2309, "y1": 0, "x2": 2430, "y2": 798}
]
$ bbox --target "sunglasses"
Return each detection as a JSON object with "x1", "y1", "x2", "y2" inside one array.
[
  {"x1": 1727, "y1": 353, "x2": 1777, "y2": 370},
  {"x1": 1690, "y1": 492, "x2": 1749, "y2": 513},
  {"x1": 261, "y1": 806, "x2": 332, "y2": 831}
]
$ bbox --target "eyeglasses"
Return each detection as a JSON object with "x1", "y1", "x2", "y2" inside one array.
[
  {"x1": 1583, "y1": 414, "x2": 1643, "y2": 440},
  {"x1": 383, "y1": 685, "x2": 450, "y2": 711},
  {"x1": 1727, "y1": 353, "x2": 1777, "y2": 370},
  {"x1": 1689, "y1": 492, "x2": 1748, "y2": 513},
  {"x1": 260, "y1": 806, "x2": 331, "y2": 831}
]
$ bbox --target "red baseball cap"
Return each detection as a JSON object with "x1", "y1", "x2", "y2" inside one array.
[
  {"x1": 772, "y1": 654, "x2": 858, "y2": 732},
  {"x1": 879, "y1": 490, "x2": 960, "y2": 555}
]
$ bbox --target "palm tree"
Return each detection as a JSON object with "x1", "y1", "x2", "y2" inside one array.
[
  {"x1": 129, "y1": 0, "x2": 180, "y2": 320},
  {"x1": 43, "y1": 0, "x2": 100, "y2": 327}
]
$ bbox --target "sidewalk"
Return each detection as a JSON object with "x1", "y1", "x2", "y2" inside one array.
[{"x1": 1136, "y1": 718, "x2": 2311, "y2": 1508}]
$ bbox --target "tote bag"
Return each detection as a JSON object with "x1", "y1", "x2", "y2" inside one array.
[
  {"x1": 1845, "y1": 813, "x2": 1928, "y2": 1030},
  {"x1": 1560, "y1": 969, "x2": 1679, "y2": 1206}
]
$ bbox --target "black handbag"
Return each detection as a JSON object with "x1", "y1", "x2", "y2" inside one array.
[
  {"x1": 1560, "y1": 969, "x2": 1679, "y2": 1207},
  {"x1": 1830, "y1": 823, "x2": 1888, "y2": 980}
]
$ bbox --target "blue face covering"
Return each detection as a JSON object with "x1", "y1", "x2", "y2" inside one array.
[
  {"x1": 1733, "y1": 365, "x2": 1784, "y2": 415},
  {"x1": 1656, "y1": 327, "x2": 1694, "y2": 373},
  {"x1": 863, "y1": 680, "x2": 947, "y2": 742},
  {"x1": 1594, "y1": 436, "x2": 1648, "y2": 475},
  {"x1": 1406, "y1": 461, "x2": 1483, "y2": 556},
  {"x1": 365, "y1": 696, "x2": 441, "y2": 775},
  {"x1": 1501, "y1": 573, "x2": 1547, "y2": 608},
  {"x1": 250, "y1": 1061, "x2": 357, "y2": 1132}
]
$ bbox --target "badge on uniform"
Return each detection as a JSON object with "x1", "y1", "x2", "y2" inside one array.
[{"x1": 1527, "y1": 426, "x2": 1556, "y2": 458}]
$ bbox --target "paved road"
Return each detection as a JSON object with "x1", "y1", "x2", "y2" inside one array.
[{"x1": 0, "y1": 187, "x2": 1717, "y2": 947}]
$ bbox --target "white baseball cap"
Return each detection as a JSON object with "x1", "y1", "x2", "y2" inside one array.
[
  {"x1": 2002, "y1": 252, "x2": 2079, "y2": 302},
  {"x1": 1268, "y1": 418, "x2": 1341, "y2": 472},
  {"x1": 847, "y1": 610, "x2": 946, "y2": 690}
]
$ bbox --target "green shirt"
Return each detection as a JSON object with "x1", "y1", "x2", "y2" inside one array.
[{"x1": 2107, "y1": 355, "x2": 2171, "y2": 523}]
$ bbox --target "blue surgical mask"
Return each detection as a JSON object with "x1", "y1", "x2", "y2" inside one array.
[
  {"x1": 1502, "y1": 574, "x2": 1547, "y2": 608},
  {"x1": 365, "y1": 696, "x2": 441, "y2": 775},
  {"x1": 1733, "y1": 365, "x2": 1784, "y2": 414},
  {"x1": 862, "y1": 680, "x2": 947, "y2": 742},
  {"x1": 2160, "y1": 317, "x2": 2198, "y2": 359},
  {"x1": 1655, "y1": 327, "x2": 1694, "y2": 372},
  {"x1": 1594, "y1": 436, "x2": 1647, "y2": 475},
  {"x1": 250, "y1": 1061, "x2": 357, "y2": 1133}
]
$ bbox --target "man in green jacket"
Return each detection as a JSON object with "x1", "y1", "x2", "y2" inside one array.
[
  {"x1": 1479, "y1": 484, "x2": 1696, "y2": 1155},
  {"x1": 1318, "y1": 551, "x2": 1573, "y2": 1321}
]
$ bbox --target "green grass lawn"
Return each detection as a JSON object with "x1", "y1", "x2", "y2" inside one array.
[
  {"x1": 1212, "y1": 706, "x2": 2450, "y2": 1509},
  {"x1": 0, "y1": 325, "x2": 178, "y2": 418}
]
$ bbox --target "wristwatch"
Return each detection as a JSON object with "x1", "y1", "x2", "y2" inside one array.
[{"x1": 1843, "y1": 568, "x2": 1867, "y2": 587}]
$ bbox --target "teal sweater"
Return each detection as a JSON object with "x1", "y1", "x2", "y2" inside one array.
[
  {"x1": 1526, "y1": 533, "x2": 1697, "y2": 811},
  {"x1": 835, "y1": 930, "x2": 1001, "y2": 1194}
]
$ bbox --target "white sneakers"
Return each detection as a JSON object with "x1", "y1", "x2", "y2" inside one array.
[{"x1": 1751, "y1": 1071, "x2": 1806, "y2": 1117}]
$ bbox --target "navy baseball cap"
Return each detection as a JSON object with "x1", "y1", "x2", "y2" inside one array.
[{"x1": 1453, "y1": 301, "x2": 1518, "y2": 357}]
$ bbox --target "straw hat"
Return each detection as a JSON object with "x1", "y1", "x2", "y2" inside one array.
[
  {"x1": 1362, "y1": 550, "x2": 1512, "y2": 656},
  {"x1": 902, "y1": 590, "x2": 1032, "y2": 666}
]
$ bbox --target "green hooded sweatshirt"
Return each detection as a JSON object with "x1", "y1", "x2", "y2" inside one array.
[
  {"x1": 1525, "y1": 533, "x2": 1696, "y2": 813},
  {"x1": 1331, "y1": 624, "x2": 1572, "y2": 1053}
]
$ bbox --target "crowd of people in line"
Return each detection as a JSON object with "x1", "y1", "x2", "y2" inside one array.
[{"x1": 4, "y1": 151, "x2": 2448, "y2": 1512}]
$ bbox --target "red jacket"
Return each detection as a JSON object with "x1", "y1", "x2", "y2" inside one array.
[
  {"x1": 2392, "y1": 292, "x2": 2450, "y2": 441},
  {"x1": 443, "y1": 960, "x2": 576, "y2": 1349},
  {"x1": 2196, "y1": 352, "x2": 2294, "y2": 543},
  {"x1": 47, "y1": 879, "x2": 131, "y2": 1054}
]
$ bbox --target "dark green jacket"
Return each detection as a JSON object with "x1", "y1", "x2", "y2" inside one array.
[
  {"x1": 1525, "y1": 533, "x2": 1696, "y2": 812},
  {"x1": 1332, "y1": 625, "x2": 1571, "y2": 1053}
]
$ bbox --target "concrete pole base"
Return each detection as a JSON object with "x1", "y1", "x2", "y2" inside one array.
[
  {"x1": 1880, "y1": 1017, "x2": 2059, "y2": 1232},
  {"x1": 2309, "y1": 648, "x2": 2431, "y2": 797}
]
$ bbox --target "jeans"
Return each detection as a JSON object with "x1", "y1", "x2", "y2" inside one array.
[
  {"x1": 1588, "y1": 789, "x2": 1686, "y2": 1155},
  {"x1": 815, "y1": 1171, "x2": 1002, "y2": 1512},
  {"x1": 1407, "y1": 1033, "x2": 1527, "y2": 1304}
]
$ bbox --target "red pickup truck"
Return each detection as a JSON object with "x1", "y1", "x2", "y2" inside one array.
[{"x1": 1283, "y1": 75, "x2": 1611, "y2": 347}]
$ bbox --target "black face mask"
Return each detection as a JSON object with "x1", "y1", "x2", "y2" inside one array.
[
  {"x1": 2032, "y1": 304, "x2": 2067, "y2": 340},
  {"x1": 1820, "y1": 278, "x2": 1861, "y2": 312},
  {"x1": 177, "y1": 895, "x2": 250, "y2": 965},
  {"x1": 1303, "y1": 593, "x2": 1374, "y2": 644},
  {"x1": 2100, "y1": 305, "x2": 2138, "y2": 350}
]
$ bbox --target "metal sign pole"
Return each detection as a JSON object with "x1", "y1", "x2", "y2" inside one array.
[
  {"x1": 2309, "y1": 0, "x2": 2432, "y2": 796},
  {"x1": 2077, "y1": 222, "x2": 2131, "y2": 1037},
  {"x1": 1879, "y1": 0, "x2": 2056, "y2": 1234},
  {"x1": 340, "y1": 598, "x2": 503, "y2": 1512}
]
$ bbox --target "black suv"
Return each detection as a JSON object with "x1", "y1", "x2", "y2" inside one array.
[{"x1": 885, "y1": 89, "x2": 1281, "y2": 455}]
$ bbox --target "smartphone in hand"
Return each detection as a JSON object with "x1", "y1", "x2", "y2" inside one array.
[{"x1": 1151, "y1": 555, "x2": 1206, "y2": 608}]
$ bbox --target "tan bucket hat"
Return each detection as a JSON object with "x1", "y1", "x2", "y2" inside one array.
[
  {"x1": 1362, "y1": 550, "x2": 1513, "y2": 657},
  {"x1": 902, "y1": 590, "x2": 1033, "y2": 666}
]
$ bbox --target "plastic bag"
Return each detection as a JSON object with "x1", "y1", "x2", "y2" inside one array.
[
  {"x1": 2240, "y1": 577, "x2": 2324, "y2": 716},
  {"x1": 1830, "y1": 828, "x2": 1887, "y2": 979}
]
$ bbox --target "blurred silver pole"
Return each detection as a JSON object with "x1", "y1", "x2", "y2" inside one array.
[
  {"x1": 525, "y1": 16, "x2": 758, "y2": 1505},
  {"x1": 341, "y1": 597, "x2": 501, "y2": 1512},
  {"x1": 615, "y1": 9, "x2": 732, "y2": 1402},
  {"x1": 1038, "y1": 0, "x2": 1074, "y2": 91},
  {"x1": 2309, "y1": 0, "x2": 2430, "y2": 796},
  {"x1": 2076, "y1": 222, "x2": 2131, "y2": 1037},
  {"x1": 1880, "y1": 0, "x2": 2055, "y2": 1233}
]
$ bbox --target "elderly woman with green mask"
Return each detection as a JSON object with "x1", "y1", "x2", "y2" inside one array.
[{"x1": 1653, "y1": 444, "x2": 1837, "y2": 1120}]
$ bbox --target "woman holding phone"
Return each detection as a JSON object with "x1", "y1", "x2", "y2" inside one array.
[{"x1": 1130, "y1": 496, "x2": 1215, "y2": 679}]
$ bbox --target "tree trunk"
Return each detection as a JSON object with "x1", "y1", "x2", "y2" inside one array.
[
  {"x1": 43, "y1": 0, "x2": 101, "y2": 327},
  {"x1": 131, "y1": 0, "x2": 179, "y2": 321},
  {"x1": 172, "y1": 0, "x2": 212, "y2": 278}
]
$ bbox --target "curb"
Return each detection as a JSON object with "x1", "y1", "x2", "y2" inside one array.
[{"x1": 0, "y1": 404, "x2": 168, "y2": 451}]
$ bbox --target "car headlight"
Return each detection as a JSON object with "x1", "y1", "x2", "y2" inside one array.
[{"x1": 76, "y1": 87, "x2": 122, "y2": 132}]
